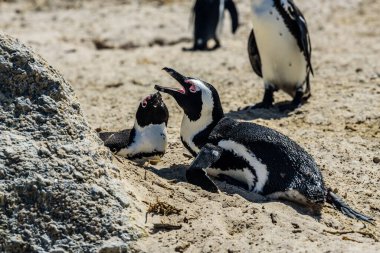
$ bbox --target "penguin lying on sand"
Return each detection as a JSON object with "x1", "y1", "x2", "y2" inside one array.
[
  {"x1": 98, "y1": 92, "x2": 169, "y2": 164},
  {"x1": 155, "y1": 67, "x2": 373, "y2": 223},
  {"x1": 183, "y1": 0, "x2": 239, "y2": 51},
  {"x1": 247, "y1": 0, "x2": 313, "y2": 111}
]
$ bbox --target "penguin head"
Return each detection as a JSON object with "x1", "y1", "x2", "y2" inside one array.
[
  {"x1": 155, "y1": 67, "x2": 223, "y2": 122},
  {"x1": 136, "y1": 92, "x2": 169, "y2": 127}
]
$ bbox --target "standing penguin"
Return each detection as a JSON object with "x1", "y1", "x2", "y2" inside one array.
[
  {"x1": 155, "y1": 68, "x2": 373, "y2": 223},
  {"x1": 98, "y1": 92, "x2": 169, "y2": 164},
  {"x1": 247, "y1": 0, "x2": 313, "y2": 111},
  {"x1": 183, "y1": 0, "x2": 239, "y2": 51}
]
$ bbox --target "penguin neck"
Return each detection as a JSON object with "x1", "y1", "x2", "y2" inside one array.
[{"x1": 180, "y1": 104, "x2": 224, "y2": 156}]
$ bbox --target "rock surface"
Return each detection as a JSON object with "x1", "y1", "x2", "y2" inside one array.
[{"x1": 0, "y1": 34, "x2": 138, "y2": 252}]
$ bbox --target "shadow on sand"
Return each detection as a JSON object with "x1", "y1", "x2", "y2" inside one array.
[
  {"x1": 144, "y1": 163, "x2": 320, "y2": 220},
  {"x1": 226, "y1": 100, "x2": 303, "y2": 121}
]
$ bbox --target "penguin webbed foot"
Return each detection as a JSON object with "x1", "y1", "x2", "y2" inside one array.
[
  {"x1": 243, "y1": 85, "x2": 275, "y2": 110},
  {"x1": 186, "y1": 144, "x2": 223, "y2": 193},
  {"x1": 326, "y1": 190, "x2": 375, "y2": 224},
  {"x1": 278, "y1": 91, "x2": 304, "y2": 112}
]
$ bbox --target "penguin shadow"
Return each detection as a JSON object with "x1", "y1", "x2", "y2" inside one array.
[
  {"x1": 226, "y1": 102, "x2": 300, "y2": 121},
  {"x1": 144, "y1": 163, "x2": 188, "y2": 183},
  {"x1": 144, "y1": 163, "x2": 320, "y2": 220}
]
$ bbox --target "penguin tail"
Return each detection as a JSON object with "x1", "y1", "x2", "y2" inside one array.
[
  {"x1": 326, "y1": 189, "x2": 374, "y2": 224},
  {"x1": 225, "y1": 0, "x2": 239, "y2": 34}
]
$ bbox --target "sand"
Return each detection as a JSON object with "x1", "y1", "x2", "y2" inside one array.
[{"x1": 0, "y1": 0, "x2": 379, "y2": 252}]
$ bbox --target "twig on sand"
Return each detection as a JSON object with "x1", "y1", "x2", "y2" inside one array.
[
  {"x1": 323, "y1": 230, "x2": 379, "y2": 242},
  {"x1": 112, "y1": 154, "x2": 124, "y2": 164},
  {"x1": 152, "y1": 181, "x2": 174, "y2": 191},
  {"x1": 153, "y1": 223, "x2": 182, "y2": 231}
]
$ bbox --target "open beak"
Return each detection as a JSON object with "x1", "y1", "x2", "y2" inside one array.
[
  {"x1": 151, "y1": 92, "x2": 162, "y2": 107},
  {"x1": 154, "y1": 67, "x2": 190, "y2": 96}
]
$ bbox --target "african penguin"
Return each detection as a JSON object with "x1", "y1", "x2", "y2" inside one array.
[
  {"x1": 183, "y1": 0, "x2": 239, "y2": 51},
  {"x1": 247, "y1": 0, "x2": 313, "y2": 111},
  {"x1": 155, "y1": 67, "x2": 373, "y2": 223},
  {"x1": 98, "y1": 92, "x2": 169, "y2": 164}
]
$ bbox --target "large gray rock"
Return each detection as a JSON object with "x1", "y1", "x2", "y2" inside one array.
[{"x1": 0, "y1": 34, "x2": 138, "y2": 252}]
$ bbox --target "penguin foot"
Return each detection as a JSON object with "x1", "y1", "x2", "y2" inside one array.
[{"x1": 278, "y1": 91, "x2": 304, "y2": 112}]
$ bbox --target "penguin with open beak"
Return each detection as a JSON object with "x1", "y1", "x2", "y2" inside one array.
[
  {"x1": 247, "y1": 0, "x2": 313, "y2": 111},
  {"x1": 98, "y1": 92, "x2": 169, "y2": 164},
  {"x1": 183, "y1": 0, "x2": 239, "y2": 51},
  {"x1": 155, "y1": 67, "x2": 373, "y2": 223}
]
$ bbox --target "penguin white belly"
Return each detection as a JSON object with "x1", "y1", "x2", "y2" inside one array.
[
  {"x1": 252, "y1": 9, "x2": 307, "y2": 95},
  {"x1": 206, "y1": 140, "x2": 269, "y2": 192},
  {"x1": 117, "y1": 123, "x2": 167, "y2": 158}
]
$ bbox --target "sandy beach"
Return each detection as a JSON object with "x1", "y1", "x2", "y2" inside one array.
[{"x1": 0, "y1": 0, "x2": 379, "y2": 252}]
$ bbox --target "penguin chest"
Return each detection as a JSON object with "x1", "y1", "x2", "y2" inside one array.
[
  {"x1": 206, "y1": 140, "x2": 269, "y2": 193},
  {"x1": 117, "y1": 123, "x2": 167, "y2": 158},
  {"x1": 180, "y1": 114, "x2": 213, "y2": 156},
  {"x1": 252, "y1": 7, "x2": 307, "y2": 94}
]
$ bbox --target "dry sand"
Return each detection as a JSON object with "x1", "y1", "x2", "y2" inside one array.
[{"x1": 0, "y1": 0, "x2": 379, "y2": 252}]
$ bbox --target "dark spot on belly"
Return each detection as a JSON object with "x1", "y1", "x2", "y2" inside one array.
[
  {"x1": 289, "y1": 63, "x2": 292, "y2": 67},
  {"x1": 279, "y1": 32, "x2": 283, "y2": 36},
  {"x1": 269, "y1": 11, "x2": 273, "y2": 15},
  {"x1": 276, "y1": 16, "x2": 280, "y2": 21}
]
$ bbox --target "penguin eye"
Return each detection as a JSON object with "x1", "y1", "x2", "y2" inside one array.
[
  {"x1": 189, "y1": 84, "x2": 198, "y2": 93},
  {"x1": 142, "y1": 100, "x2": 148, "y2": 108}
]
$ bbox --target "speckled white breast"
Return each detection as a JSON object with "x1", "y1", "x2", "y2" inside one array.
[{"x1": 251, "y1": 1, "x2": 307, "y2": 95}]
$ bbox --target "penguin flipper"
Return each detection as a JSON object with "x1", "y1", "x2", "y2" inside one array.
[
  {"x1": 287, "y1": 0, "x2": 313, "y2": 76},
  {"x1": 326, "y1": 190, "x2": 374, "y2": 224},
  {"x1": 225, "y1": 0, "x2": 239, "y2": 34},
  {"x1": 98, "y1": 129, "x2": 131, "y2": 153},
  {"x1": 186, "y1": 144, "x2": 223, "y2": 193},
  {"x1": 248, "y1": 29, "x2": 262, "y2": 78}
]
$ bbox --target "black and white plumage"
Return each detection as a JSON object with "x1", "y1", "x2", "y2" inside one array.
[
  {"x1": 155, "y1": 67, "x2": 373, "y2": 223},
  {"x1": 248, "y1": 0, "x2": 313, "y2": 111},
  {"x1": 98, "y1": 92, "x2": 169, "y2": 164},
  {"x1": 183, "y1": 0, "x2": 239, "y2": 51}
]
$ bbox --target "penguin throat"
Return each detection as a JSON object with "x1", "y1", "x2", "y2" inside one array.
[{"x1": 180, "y1": 110, "x2": 214, "y2": 155}]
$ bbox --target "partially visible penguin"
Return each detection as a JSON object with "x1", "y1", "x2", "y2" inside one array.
[
  {"x1": 247, "y1": 0, "x2": 313, "y2": 111},
  {"x1": 155, "y1": 67, "x2": 374, "y2": 223},
  {"x1": 183, "y1": 0, "x2": 239, "y2": 51},
  {"x1": 98, "y1": 92, "x2": 169, "y2": 164}
]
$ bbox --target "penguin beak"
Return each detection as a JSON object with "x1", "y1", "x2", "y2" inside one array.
[{"x1": 154, "y1": 67, "x2": 191, "y2": 96}]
